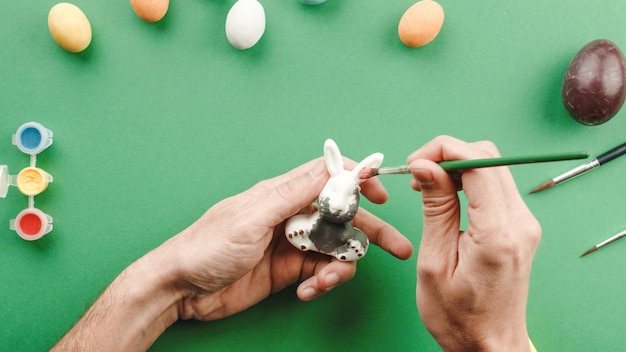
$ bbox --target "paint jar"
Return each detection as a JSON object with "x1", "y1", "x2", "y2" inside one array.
[
  {"x1": 10, "y1": 208, "x2": 53, "y2": 241},
  {"x1": 0, "y1": 165, "x2": 9, "y2": 198},
  {"x1": 12, "y1": 122, "x2": 54, "y2": 155},
  {"x1": 16, "y1": 167, "x2": 52, "y2": 196}
]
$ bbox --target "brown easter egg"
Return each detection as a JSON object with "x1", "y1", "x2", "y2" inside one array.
[{"x1": 562, "y1": 39, "x2": 626, "y2": 125}]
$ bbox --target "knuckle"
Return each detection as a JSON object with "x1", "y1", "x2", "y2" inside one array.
[
  {"x1": 421, "y1": 194, "x2": 459, "y2": 218},
  {"x1": 476, "y1": 215, "x2": 542, "y2": 268},
  {"x1": 433, "y1": 135, "x2": 456, "y2": 145},
  {"x1": 417, "y1": 258, "x2": 446, "y2": 281},
  {"x1": 473, "y1": 140, "x2": 500, "y2": 157},
  {"x1": 417, "y1": 261, "x2": 436, "y2": 280},
  {"x1": 520, "y1": 216, "x2": 542, "y2": 251},
  {"x1": 275, "y1": 178, "x2": 300, "y2": 203}
]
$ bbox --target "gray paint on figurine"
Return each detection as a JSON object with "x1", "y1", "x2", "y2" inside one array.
[{"x1": 285, "y1": 139, "x2": 384, "y2": 261}]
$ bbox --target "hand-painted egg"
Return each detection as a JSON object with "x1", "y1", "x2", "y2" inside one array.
[
  {"x1": 562, "y1": 39, "x2": 626, "y2": 125},
  {"x1": 225, "y1": 0, "x2": 266, "y2": 50},
  {"x1": 48, "y1": 3, "x2": 92, "y2": 53},
  {"x1": 130, "y1": 0, "x2": 169, "y2": 22},
  {"x1": 398, "y1": 0, "x2": 444, "y2": 48}
]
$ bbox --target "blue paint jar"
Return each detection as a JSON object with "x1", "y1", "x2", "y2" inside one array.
[{"x1": 13, "y1": 122, "x2": 53, "y2": 155}]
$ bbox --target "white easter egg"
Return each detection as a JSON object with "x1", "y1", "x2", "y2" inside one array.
[{"x1": 225, "y1": 0, "x2": 266, "y2": 50}]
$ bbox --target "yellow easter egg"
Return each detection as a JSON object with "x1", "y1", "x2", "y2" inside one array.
[
  {"x1": 398, "y1": 0, "x2": 444, "y2": 48},
  {"x1": 130, "y1": 0, "x2": 169, "y2": 23},
  {"x1": 48, "y1": 3, "x2": 92, "y2": 53}
]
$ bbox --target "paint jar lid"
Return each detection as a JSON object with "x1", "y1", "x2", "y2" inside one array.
[
  {"x1": 12, "y1": 122, "x2": 54, "y2": 155},
  {"x1": 0, "y1": 165, "x2": 9, "y2": 198}
]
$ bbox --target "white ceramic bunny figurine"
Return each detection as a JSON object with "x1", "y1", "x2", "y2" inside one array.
[{"x1": 285, "y1": 139, "x2": 384, "y2": 261}]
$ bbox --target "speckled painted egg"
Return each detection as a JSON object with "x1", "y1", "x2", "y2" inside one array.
[
  {"x1": 48, "y1": 3, "x2": 92, "y2": 53},
  {"x1": 225, "y1": 0, "x2": 266, "y2": 50},
  {"x1": 398, "y1": 0, "x2": 444, "y2": 48},
  {"x1": 562, "y1": 39, "x2": 626, "y2": 125},
  {"x1": 130, "y1": 0, "x2": 169, "y2": 22}
]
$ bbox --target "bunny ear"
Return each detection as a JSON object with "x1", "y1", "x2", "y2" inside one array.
[
  {"x1": 352, "y1": 152, "x2": 384, "y2": 182},
  {"x1": 324, "y1": 139, "x2": 344, "y2": 177}
]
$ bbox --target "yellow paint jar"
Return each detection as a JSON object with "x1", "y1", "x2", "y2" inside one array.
[{"x1": 16, "y1": 167, "x2": 53, "y2": 196}]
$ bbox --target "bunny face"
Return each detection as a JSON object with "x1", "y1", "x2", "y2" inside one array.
[
  {"x1": 318, "y1": 174, "x2": 360, "y2": 224},
  {"x1": 318, "y1": 139, "x2": 383, "y2": 223},
  {"x1": 317, "y1": 139, "x2": 383, "y2": 223}
]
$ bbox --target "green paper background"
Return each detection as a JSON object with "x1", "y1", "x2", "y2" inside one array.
[{"x1": 2, "y1": 0, "x2": 626, "y2": 351}]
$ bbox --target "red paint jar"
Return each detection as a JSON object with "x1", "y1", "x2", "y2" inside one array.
[{"x1": 10, "y1": 208, "x2": 53, "y2": 241}]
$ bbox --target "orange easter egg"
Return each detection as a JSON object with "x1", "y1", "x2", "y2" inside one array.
[
  {"x1": 131, "y1": 0, "x2": 169, "y2": 22},
  {"x1": 398, "y1": 0, "x2": 444, "y2": 48}
]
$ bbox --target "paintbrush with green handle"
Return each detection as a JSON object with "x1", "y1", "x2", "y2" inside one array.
[{"x1": 357, "y1": 151, "x2": 589, "y2": 179}]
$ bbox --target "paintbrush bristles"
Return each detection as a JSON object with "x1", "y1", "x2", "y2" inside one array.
[
  {"x1": 581, "y1": 246, "x2": 598, "y2": 257},
  {"x1": 529, "y1": 180, "x2": 556, "y2": 194},
  {"x1": 357, "y1": 167, "x2": 379, "y2": 180}
]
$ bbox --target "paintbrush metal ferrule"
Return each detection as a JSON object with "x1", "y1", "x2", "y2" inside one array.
[
  {"x1": 376, "y1": 166, "x2": 411, "y2": 175},
  {"x1": 552, "y1": 159, "x2": 600, "y2": 184}
]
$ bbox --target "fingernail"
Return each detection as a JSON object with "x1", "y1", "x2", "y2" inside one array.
[
  {"x1": 301, "y1": 287, "x2": 316, "y2": 300},
  {"x1": 308, "y1": 159, "x2": 326, "y2": 178},
  {"x1": 412, "y1": 167, "x2": 435, "y2": 187},
  {"x1": 325, "y1": 273, "x2": 340, "y2": 287}
]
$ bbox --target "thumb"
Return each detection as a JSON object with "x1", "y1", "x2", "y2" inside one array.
[
  {"x1": 409, "y1": 159, "x2": 461, "y2": 270},
  {"x1": 262, "y1": 159, "x2": 328, "y2": 224}
]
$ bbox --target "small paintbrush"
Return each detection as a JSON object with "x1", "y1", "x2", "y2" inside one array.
[
  {"x1": 581, "y1": 229, "x2": 626, "y2": 257},
  {"x1": 358, "y1": 151, "x2": 589, "y2": 179},
  {"x1": 529, "y1": 141, "x2": 626, "y2": 194}
]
